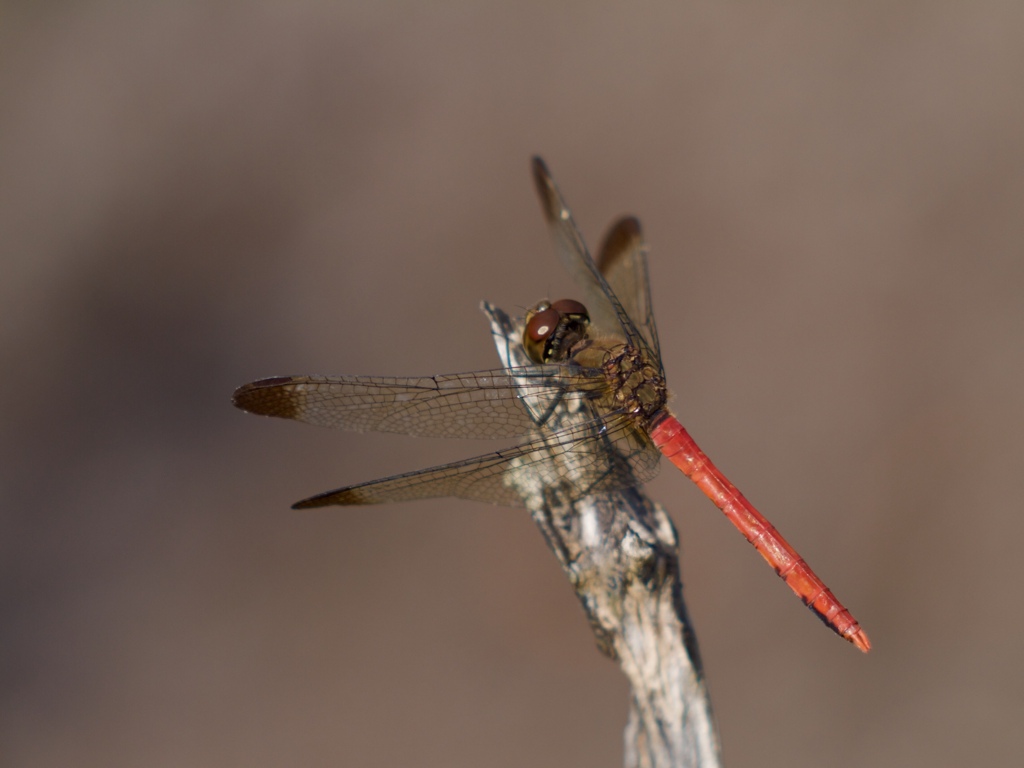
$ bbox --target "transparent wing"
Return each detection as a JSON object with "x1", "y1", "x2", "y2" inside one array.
[
  {"x1": 531, "y1": 157, "x2": 649, "y2": 353},
  {"x1": 292, "y1": 412, "x2": 662, "y2": 508},
  {"x1": 596, "y1": 216, "x2": 661, "y2": 361},
  {"x1": 232, "y1": 366, "x2": 609, "y2": 440}
]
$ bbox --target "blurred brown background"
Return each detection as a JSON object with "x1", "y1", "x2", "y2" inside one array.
[{"x1": 2, "y1": 3, "x2": 1022, "y2": 766}]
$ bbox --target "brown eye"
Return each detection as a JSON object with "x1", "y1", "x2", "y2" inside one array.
[
  {"x1": 524, "y1": 299, "x2": 590, "y2": 364},
  {"x1": 550, "y1": 299, "x2": 589, "y2": 321},
  {"x1": 526, "y1": 306, "x2": 560, "y2": 343}
]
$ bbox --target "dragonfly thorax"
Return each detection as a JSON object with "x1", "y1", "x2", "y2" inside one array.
[{"x1": 598, "y1": 343, "x2": 667, "y2": 427}]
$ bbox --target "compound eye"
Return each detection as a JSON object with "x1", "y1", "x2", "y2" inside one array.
[
  {"x1": 524, "y1": 306, "x2": 560, "y2": 363},
  {"x1": 526, "y1": 306, "x2": 560, "y2": 344},
  {"x1": 550, "y1": 299, "x2": 589, "y2": 322}
]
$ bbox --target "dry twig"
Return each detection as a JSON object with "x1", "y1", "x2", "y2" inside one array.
[{"x1": 483, "y1": 302, "x2": 721, "y2": 768}]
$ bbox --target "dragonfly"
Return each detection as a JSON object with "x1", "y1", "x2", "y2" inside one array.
[{"x1": 233, "y1": 157, "x2": 870, "y2": 652}]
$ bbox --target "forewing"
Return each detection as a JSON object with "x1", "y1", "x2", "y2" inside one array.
[
  {"x1": 531, "y1": 157, "x2": 645, "y2": 349},
  {"x1": 597, "y1": 216, "x2": 662, "y2": 362},
  {"x1": 292, "y1": 412, "x2": 662, "y2": 508},
  {"x1": 232, "y1": 367, "x2": 607, "y2": 440}
]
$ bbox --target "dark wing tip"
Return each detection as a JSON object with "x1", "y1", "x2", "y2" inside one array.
[
  {"x1": 612, "y1": 215, "x2": 643, "y2": 239},
  {"x1": 597, "y1": 216, "x2": 643, "y2": 274},
  {"x1": 232, "y1": 376, "x2": 302, "y2": 419},
  {"x1": 292, "y1": 487, "x2": 370, "y2": 509},
  {"x1": 530, "y1": 156, "x2": 561, "y2": 223}
]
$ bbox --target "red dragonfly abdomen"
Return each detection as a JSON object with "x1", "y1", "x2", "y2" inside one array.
[{"x1": 649, "y1": 412, "x2": 871, "y2": 652}]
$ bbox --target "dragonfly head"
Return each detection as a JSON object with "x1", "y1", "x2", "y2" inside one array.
[{"x1": 524, "y1": 299, "x2": 590, "y2": 364}]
